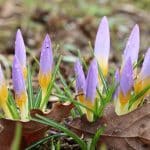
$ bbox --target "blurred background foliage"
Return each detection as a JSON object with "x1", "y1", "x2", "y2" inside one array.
[{"x1": 0, "y1": 0, "x2": 149, "y2": 79}]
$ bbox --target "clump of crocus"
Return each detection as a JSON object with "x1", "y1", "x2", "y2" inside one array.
[
  {"x1": 75, "y1": 16, "x2": 149, "y2": 119},
  {"x1": 75, "y1": 59, "x2": 98, "y2": 121},
  {"x1": 38, "y1": 34, "x2": 53, "y2": 110},
  {"x1": 0, "y1": 29, "x2": 54, "y2": 121},
  {"x1": 114, "y1": 25, "x2": 150, "y2": 115}
]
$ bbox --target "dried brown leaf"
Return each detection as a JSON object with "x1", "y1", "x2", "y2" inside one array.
[
  {"x1": 68, "y1": 103, "x2": 150, "y2": 150},
  {"x1": 0, "y1": 102, "x2": 73, "y2": 150}
]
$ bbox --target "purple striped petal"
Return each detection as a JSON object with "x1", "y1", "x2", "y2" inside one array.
[
  {"x1": 139, "y1": 48, "x2": 150, "y2": 79},
  {"x1": 123, "y1": 24, "x2": 140, "y2": 65},
  {"x1": 86, "y1": 59, "x2": 98, "y2": 102},
  {"x1": 120, "y1": 58, "x2": 133, "y2": 96},
  {"x1": 15, "y1": 29, "x2": 26, "y2": 67},
  {"x1": 94, "y1": 16, "x2": 110, "y2": 76},
  {"x1": 40, "y1": 34, "x2": 53, "y2": 74},
  {"x1": 74, "y1": 60, "x2": 86, "y2": 94},
  {"x1": 12, "y1": 56, "x2": 26, "y2": 95}
]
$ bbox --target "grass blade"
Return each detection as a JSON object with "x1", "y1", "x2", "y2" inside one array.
[
  {"x1": 32, "y1": 114, "x2": 87, "y2": 150},
  {"x1": 128, "y1": 84, "x2": 150, "y2": 109},
  {"x1": 33, "y1": 88, "x2": 42, "y2": 108},
  {"x1": 25, "y1": 134, "x2": 65, "y2": 150},
  {"x1": 90, "y1": 127, "x2": 104, "y2": 150},
  {"x1": 27, "y1": 66, "x2": 33, "y2": 110}
]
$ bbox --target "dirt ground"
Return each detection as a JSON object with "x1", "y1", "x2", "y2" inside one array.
[{"x1": 0, "y1": 0, "x2": 149, "y2": 80}]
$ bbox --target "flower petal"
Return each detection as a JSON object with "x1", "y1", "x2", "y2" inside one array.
[
  {"x1": 120, "y1": 58, "x2": 133, "y2": 96},
  {"x1": 114, "y1": 69, "x2": 120, "y2": 99},
  {"x1": 139, "y1": 48, "x2": 150, "y2": 79},
  {"x1": 123, "y1": 24, "x2": 140, "y2": 66},
  {"x1": 94, "y1": 16, "x2": 110, "y2": 76},
  {"x1": 86, "y1": 59, "x2": 98, "y2": 102},
  {"x1": 74, "y1": 59, "x2": 86, "y2": 94},
  {"x1": 15, "y1": 29, "x2": 26, "y2": 67},
  {"x1": 39, "y1": 34, "x2": 53, "y2": 74},
  {"x1": 12, "y1": 56, "x2": 26, "y2": 95}
]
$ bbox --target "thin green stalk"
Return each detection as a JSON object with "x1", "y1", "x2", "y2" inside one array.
[
  {"x1": 11, "y1": 123, "x2": 22, "y2": 150},
  {"x1": 25, "y1": 134, "x2": 65, "y2": 150},
  {"x1": 90, "y1": 127, "x2": 104, "y2": 150},
  {"x1": 27, "y1": 66, "x2": 33, "y2": 109},
  {"x1": 32, "y1": 114, "x2": 87, "y2": 150}
]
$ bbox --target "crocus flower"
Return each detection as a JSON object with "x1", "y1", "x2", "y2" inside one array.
[
  {"x1": 74, "y1": 60, "x2": 86, "y2": 93},
  {"x1": 133, "y1": 48, "x2": 150, "y2": 109},
  {"x1": 115, "y1": 58, "x2": 133, "y2": 115},
  {"x1": 0, "y1": 65, "x2": 12, "y2": 118},
  {"x1": 85, "y1": 59, "x2": 98, "y2": 102},
  {"x1": 12, "y1": 56, "x2": 28, "y2": 120},
  {"x1": 94, "y1": 16, "x2": 110, "y2": 77},
  {"x1": 137, "y1": 48, "x2": 150, "y2": 86},
  {"x1": 38, "y1": 34, "x2": 53, "y2": 109},
  {"x1": 74, "y1": 60, "x2": 86, "y2": 108},
  {"x1": 15, "y1": 29, "x2": 27, "y2": 78},
  {"x1": 75, "y1": 59, "x2": 98, "y2": 121},
  {"x1": 85, "y1": 59, "x2": 98, "y2": 121},
  {"x1": 122, "y1": 25, "x2": 140, "y2": 67}
]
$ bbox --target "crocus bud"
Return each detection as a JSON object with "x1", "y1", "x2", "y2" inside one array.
[
  {"x1": 94, "y1": 16, "x2": 110, "y2": 77},
  {"x1": 85, "y1": 59, "x2": 98, "y2": 121},
  {"x1": 74, "y1": 59, "x2": 86, "y2": 94},
  {"x1": 74, "y1": 60, "x2": 86, "y2": 113},
  {"x1": 15, "y1": 29, "x2": 27, "y2": 78},
  {"x1": 12, "y1": 56, "x2": 28, "y2": 120},
  {"x1": 38, "y1": 34, "x2": 53, "y2": 91},
  {"x1": 122, "y1": 25, "x2": 140, "y2": 67},
  {"x1": 115, "y1": 58, "x2": 133, "y2": 115}
]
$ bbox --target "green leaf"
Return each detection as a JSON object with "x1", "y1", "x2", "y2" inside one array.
[
  {"x1": 90, "y1": 127, "x2": 105, "y2": 150},
  {"x1": 25, "y1": 134, "x2": 65, "y2": 150},
  {"x1": 7, "y1": 92, "x2": 20, "y2": 119},
  {"x1": 32, "y1": 114, "x2": 87, "y2": 150},
  {"x1": 128, "y1": 84, "x2": 150, "y2": 109},
  {"x1": 33, "y1": 88, "x2": 42, "y2": 109},
  {"x1": 57, "y1": 70, "x2": 83, "y2": 115},
  {"x1": 11, "y1": 123, "x2": 22, "y2": 150},
  {"x1": 27, "y1": 66, "x2": 34, "y2": 110}
]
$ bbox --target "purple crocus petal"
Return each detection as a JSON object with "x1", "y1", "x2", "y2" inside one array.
[
  {"x1": 120, "y1": 58, "x2": 133, "y2": 96},
  {"x1": 40, "y1": 34, "x2": 53, "y2": 74},
  {"x1": 12, "y1": 56, "x2": 26, "y2": 95},
  {"x1": 140, "y1": 48, "x2": 150, "y2": 79},
  {"x1": 86, "y1": 59, "x2": 98, "y2": 102},
  {"x1": 74, "y1": 60, "x2": 86, "y2": 94},
  {"x1": 94, "y1": 16, "x2": 110, "y2": 76},
  {"x1": 0, "y1": 64, "x2": 4, "y2": 85},
  {"x1": 115, "y1": 69, "x2": 120, "y2": 85},
  {"x1": 114, "y1": 69, "x2": 120, "y2": 98},
  {"x1": 123, "y1": 24, "x2": 140, "y2": 65},
  {"x1": 15, "y1": 29, "x2": 26, "y2": 67}
]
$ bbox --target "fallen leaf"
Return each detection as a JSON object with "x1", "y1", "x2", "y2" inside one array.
[
  {"x1": 0, "y1": 102, "x2": 73, "y2": 150},
  {"x1": 67, "y1": 103, "x2": 150, "y2": 150}
]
